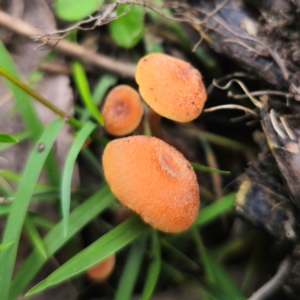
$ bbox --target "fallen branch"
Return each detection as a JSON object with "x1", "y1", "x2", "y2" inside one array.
[{"x1": 0, "y1": 10, "x2": 136, "y2": 78}]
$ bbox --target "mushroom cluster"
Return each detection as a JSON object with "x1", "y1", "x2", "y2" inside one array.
[{"x1": 101, "y1": 53, "x2": 207, "y2": 233}]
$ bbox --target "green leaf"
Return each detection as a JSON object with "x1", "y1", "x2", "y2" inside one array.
[
  {"x1": 194, "y1": 193, "x2": 235, "y2": 227},
  {"x1": 109, "y1": 4, "x2": 145, "y2": 48},
  {"x1": 92, "y1": 75, "x2": 118, "y2": 104},
  {"x1": 72, "y1": 61, "x2": 104, "y2": 125},
  {"x1": 0, "y1": 204, "x2": 11, "y2": 215},
  {"x1": 24, "y1": 215, "x2": 47, "y2": 259},
  {"x1": 192, "y1": 228, "x2": 217, "y2": 284},
  {"x1": 0, "y1": 242, "x2": 14, "y2": 251},
  {"x1": 191, "y1": 162, "x2": 230, "y2": 175},
  {"x1": 10, "y1": 185, "x2": 115, "y2": 299},
  {"x1": 80, "y1": 74, "x2": 118, "y2": 123},
  {"x1": 0, "y1": 169, "x2": 52, "y2": 192},
  {"x1": 114, "y1": 234, "x2": 147, "y2": 300},
  {"x1": 0, "y1": 119, "x2": 64, "y2": 300},
  {"x1": 26, "y1": 215, "x2": 149, "y2": 296},
  {"x1": 61, "y1": 121, "x2": 96, "y2": 235},
  {"x1": 192, "y1": 229, "x2": 245, "y2": 300},
  {"x1": 141, "y1": 230, "x2": 161, "y2": 300},
  {"x1": 0, "y1": 130, "x2": 30, "y2": 151},
  {"x1": 0, "y1": 133, "x2": 18, "y2": 144},
  {"x1": 0, "y1": 41, "x2": 43, "y2": 140},
  {"x1": 0, "y1": 42, "x2": 61, "y2": 187},
  {"x1": 55, "y1": 0, "x2": 104, "y2": 21}
]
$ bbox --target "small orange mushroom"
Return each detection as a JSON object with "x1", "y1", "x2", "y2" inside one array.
[
  {"x1": 102, "y1": 85, "x2": 144, "y2": 136},
  {"x1": 136, "y1": 53, "x2": 207, "y2": 122},
  {"x1": 86, "y1": 253, "x2": 116, "y2": 281},
  {"x1": 102, "y1": 136, "x2": 200, "y2": 233}
]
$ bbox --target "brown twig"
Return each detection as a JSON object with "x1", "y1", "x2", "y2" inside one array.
[
  {"x1": 0, "y1": 10, "x2": 136, "y2": 78},
  {"x1": 32, "y1": 0, "x2": 187, "y2": 42}
]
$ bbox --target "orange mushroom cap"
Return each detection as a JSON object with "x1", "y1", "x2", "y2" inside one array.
[
  {"x1": 102, "y1": 85, "x2": 144, "y2": 136},
  {"x1": 136, "y1": 53, "x2": 207, "y2": 122},
  {"x1": 86, "y1": 253, "x2": 116, "y2": 281},
  {"x1": 102, "y1": 136, "x2": 200, "y2": 233}
]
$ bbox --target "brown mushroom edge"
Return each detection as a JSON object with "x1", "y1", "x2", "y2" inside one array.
[{"x1": 102, "y1": 135, "x2": 200, "y2": 233}]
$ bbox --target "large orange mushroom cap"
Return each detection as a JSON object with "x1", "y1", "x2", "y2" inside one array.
[
  {"x1": 102, "y1": 85, "x2": 144, "y2": 136},
  {"x1": 136, "y1": 53, "x2": 207, "y2": 122},
  {"x1": 102, "y1": 136, "x2": 200, "y2": 233}
]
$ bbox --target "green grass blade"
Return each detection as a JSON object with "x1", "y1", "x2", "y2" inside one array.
[
  {"x1": 24, "y1": 215, "x2": 47, "y2": 259},
  {"x1": 0, "y1": 242, "x2": 14, "y2": 251},
  {"x1": 0, "y1": 133, "x2": 18, "y2": 143},
  {"x1": 0, "y1": 204, "x2": 11, "y2": 215},
  {"x1": 208, "y1": 256, "x2": 245, "y2": 299},
  {"x1": 141, "y1": 230, "x2": 161, "y2": 300},
  {"x1": 30, "y1": 213, "x2": 55, "y2": 231},
  {"x1": 0, "y1": 169, "x2": 53, "y2": 192},
  {"x1": 0, "y1": 42, "x2": 61, "y2": 187},
  {"x1": 92, "y1": 75, "x2": 118, "y2": 104},
  {"x1": 0, "y1": 130, "x2": 31, "y2": 151},
  {"x1": 191, "y1": 162, "x2": 230, "y2": 175},
  {"x1": 114, "y1": 234, "x2": 148, "y2": 300},
  {"x1": 10, "y1": 185, "x2": 115, "y2": 299},
  {"x1": 27, "y1": 216, "x2": 149, "y2": 296},
  {"x1": 81, "y1": 147, "x2": 103, "y2": 176},
  {"x1": 0, "y1": 41, "x2": 43, "y2": 140},
  {"x1": 193, "y1": 229, "x2": 245, "y2": 300},
  {"x1": 0, "y1": 118, "x2": 64, "y2": 300},
  {"x1": 61, "y1": 121, "x2": 96, "y2": 235},
  {"x1": 161, "y1": 239, "x2": 200, "y2": 273},
  {"x1": 194, "y1": 193, "x2": 235, "y2": 227},
  {"x1": 72, "y1": 61, "x2": 104, "y2": 125},
  {"x1": 80, "y1": 74, "x2": 117, "y2": 122},
  {"x1": 192, "y1": 228, "x2": 217, "y2": 285}
]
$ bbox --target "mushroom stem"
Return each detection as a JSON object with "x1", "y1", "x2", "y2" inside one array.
[{"x1": 147, "y1": 108, "x2": 193, "y2": 161}]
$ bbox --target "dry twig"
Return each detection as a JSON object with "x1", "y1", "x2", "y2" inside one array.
[{"x1": 0, "y1": 10, "x2": 136, "y2": 77}]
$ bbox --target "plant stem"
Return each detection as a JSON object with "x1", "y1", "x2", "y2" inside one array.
[
  {"x1": 0, "y1": 66, "x2": 81, "y2": 129},
  {"x1": 0, "y1": 66, "x2": 108, "y2": 145}
]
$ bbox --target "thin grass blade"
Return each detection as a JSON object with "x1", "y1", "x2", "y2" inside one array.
[
  {"x1": 10, "y1": 185, "x2": 115, "y2": 299},
  {"x1": 114, "y1": 234, "x2": 148, "y2": 300},
  {"x1": 0, "y1": 169, "x2": 52, "y2": 192},
  {"x1": 72, "y1": 61, "x2": 104, "y2": 125},
  {"x1": 191, "y1": 162, "x2": 230, "y2": 175},
  {"x1": 0, "y1": 41, "x2": 43, "y2": 139},
  {"x1": 0, "y1": 42, "x2": 61, "y2": 187},
  {"x1": 0, "y1": 130, "x2": 31, "y2": 151},
  {"x1": 141, "y1": 230, "x2": 161, "y2": 300},
  {"x1": 0, "y1": 242, "x2": 14, "y2": 251},
  {"x1": 61, "y1": 121, "x2": 96, "y2": 235},
  {"x1": 26, "y1": 216, "x2": 149, "y2": 296},
  {"x1": 80, "y1": 74, "x2": 117, "y2": 122},
  {"x1": 0, "y1": 133, "x2": 18, "y2": 143},
  {"x1": 24, "y1": 215, "x2": 47, "y2": 259},
  {"x1": 194, "y1": 193, "x2": 235, "y2": 227},
  {"x1": 0, "y1": 118, "x2": 64, "y2": 300},
  {"x1": 192, "y1": 229, "x2": 245, "y2": 300}
]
